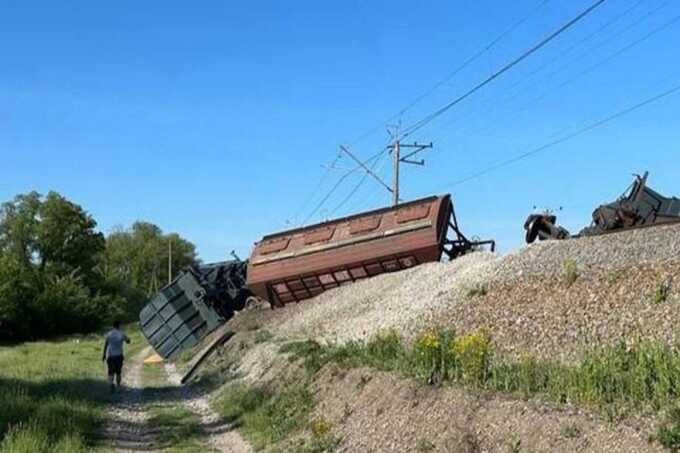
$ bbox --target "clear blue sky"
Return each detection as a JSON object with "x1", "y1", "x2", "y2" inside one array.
[{"x1": 2, "y1": 0, "x2": 679, "y2": 262}]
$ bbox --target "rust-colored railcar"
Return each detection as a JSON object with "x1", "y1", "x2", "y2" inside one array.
[{"x1": 246, "y1": 194, "x2": 493, "y2": 307}]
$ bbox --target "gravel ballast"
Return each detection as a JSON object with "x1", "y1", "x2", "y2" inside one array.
[{"x1": 246, "y1": 222, "x2": 680, "y2": 359}]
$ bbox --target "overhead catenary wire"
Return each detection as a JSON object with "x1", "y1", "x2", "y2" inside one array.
[
  {"x1": 390, "y1": 0, "x2": 552, "y2": 121},
  {"x1": 432, "y1": 0, "x2": 673, "y2": 151},
  {"x1": 291, "y1": 152, "x2": 341, "y2": 224},
  {"x1": 344, "y1": 152, "x2": 395, "y2": 214},
  {"x1": 296, "y1": 1, "x2": 552, "y2": 223},
  {"x1": 471, "y1": 0, "x2": 653, "y2": 120},
  {"x1": 301, "y1": 150, "x2": 385, "y2": 225},
  {"x1": 402, "y1": 0, "x2": 608, "y2": 138},
  {"x1": 518, "y1": 6, "x2": 680, "y2": 111},
  {"x1": 345, "y1": 0, "x2": 552, "y2": 147},
  {"x1": 330, "y1": 151, "x2": 389, "y2": 216},
  {"x1": 426, "y1": 81, "x2": 680, "y2": 191}
]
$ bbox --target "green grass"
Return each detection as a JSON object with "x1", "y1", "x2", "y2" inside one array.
[
  {"x1": 147, "y1": 405, "x2": 206, "y2": 452},
  {"x1": 213, "y1": 382, "x2": 315, "y2": 451},
  {"x1": 0, "y1": 324, "x2": 144, "y2": 452},
  {"x1": 283, "y1": 329, "x2": 680, "y2": 429},
  {"x1": 140, "y1": 361, "x2": 167, "y2": 388},
  {"x1": 658, "y1": 404, "x2": 680, "y2": 451}
]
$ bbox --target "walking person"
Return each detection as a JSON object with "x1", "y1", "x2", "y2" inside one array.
[{"x1": 102, "y1": 320, "x2": 131, "y2": 393}]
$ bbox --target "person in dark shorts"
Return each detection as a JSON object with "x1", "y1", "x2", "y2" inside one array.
[{"x1": 102, "y1": 320, "x2": 131, "y2": 393}]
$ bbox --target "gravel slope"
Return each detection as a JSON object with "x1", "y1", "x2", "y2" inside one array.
[
  {"x1": 215, "y1": 223, "x2": 680, "y2": 453},
  {"x1": 311, "y1": 367, "x2": 662, "y2": 453},
  {"x1": 243, "y1": 222, "x2": 680, "y2": 359}
]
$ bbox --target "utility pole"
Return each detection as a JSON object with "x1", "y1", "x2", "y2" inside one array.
[
  {"x1": 392, "y1": 140, "x2": 400, "y2": 206},
  {"x1": 338, "y1": 136, "x2": 432, "y2": 208},
  {"x1": 168, "y1": 238, "x2": 172, "y2": 286},
  {"x1": 387, "y1": 132, "x2": 433, "y2": 206}
]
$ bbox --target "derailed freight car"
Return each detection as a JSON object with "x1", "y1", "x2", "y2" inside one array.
[
  {"x1": 140, "y1": 194, "x2": 493, "y2": 358},
  {"x1": 247, "y1": 194, "x2": 493, "y2": 306}
]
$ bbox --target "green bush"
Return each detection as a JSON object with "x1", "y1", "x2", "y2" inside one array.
[
  {"x1": 280, "y1": 329, "x2": 680, "y2": 450},
  {"x1": 364, "y1": 329, "x2": 405, "y2": 370},
  {"x1": 0, "y1": 255, "x2": 38, "y2": 340},
  {"x1": 288, "y1": 328, "x2": 680, "y2": 414}
]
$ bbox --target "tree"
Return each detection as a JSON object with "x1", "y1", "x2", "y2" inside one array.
[
  {"x1": 0, "y1": 191, "x2": 41, "y2": 268},
  {"x1": 0, "y1": 192, "x2": 111, "y2": 340},
  {"x1": 36, "y1": 192, "x2": 105, "y2": 287},
  {"x1": 0, "y1": 252, "x2": 38, "y2": 340},
  {"x1": 103, "y1": 222, "x2": 198, "y2": 296},
  {"x1": 0, "y1": 191, "x2": 200, "y2": 341}
]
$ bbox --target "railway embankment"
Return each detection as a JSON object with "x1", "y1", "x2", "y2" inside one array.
[{"x1": 185, "y1": 222, "x2": 680, "y2": 452}]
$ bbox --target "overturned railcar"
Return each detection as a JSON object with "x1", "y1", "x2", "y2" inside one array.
[
  {"x1": 140, "y1": 194, "x2": 493, "y2": 359},
  {"x1": 139, "y1": 260, "x2": 250, "y2": 359},
  {"x1": 247, "y1": 194, "x2": 494, "y2": 307}
]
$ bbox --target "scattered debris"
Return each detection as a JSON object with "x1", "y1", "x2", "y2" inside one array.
[{"x1": 524, "y1": 172, "x2": 680, "y2": 243}]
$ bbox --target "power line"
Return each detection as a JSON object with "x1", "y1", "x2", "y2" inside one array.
[
  {"x1": 345, "y1": 0, "x2": 551, "y2": 146},
  {"x1": 291, "y1": 152, "x2": 341, "y2": 224},
  {"x1": 519, "y1": 6, "x2": 680, "y2": 110},
  {"x1": 434, "y1": 0, "x2": 672, "y2": 150},
  {"x1": 301, "y1": 151, "x2": 384, "y2": 225},
  {"x1": 344, "y1": 153, "x2": 394, "y2": 214},
  {"x1": 390, "y1": 0, "x2": 552, "y2": 120},
  {"x1": 492, "y1": 0, "x2": 651, "y2": 111},
  {"x1": 296, "y1": 1, "x2": 551, "y2": 221},
  {"x1": 402, "y1": 0, "x2": 608, "y2": 138},
  {"x1": 430, "y1": 81, "x2": 680, "y2": 190},
  {"x1": 330, "y1": 151, "x2": 389, "y2": 216}
]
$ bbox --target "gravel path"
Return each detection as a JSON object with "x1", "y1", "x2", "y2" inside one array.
[
  {"x1": 102, "y1": 347, "x2": 157, "y2": 452},
  {"x1": 101, "y1": 347, "x2": 251, "y2": 452}
]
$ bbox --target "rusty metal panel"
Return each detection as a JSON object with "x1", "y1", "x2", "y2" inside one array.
[
  {"x1": 396, "y1": 204, "x2": 431, "y2": 223},
  {"x1": 349, "y1": 215, "x2": 382, "y2": 235},
  {"x1": 247, "y1": 195, "x2": 450, "y2": 306},
  {"x1": 304, "y1": 226, "x2": 336, "y2": 245},
  {"x1": 259, "y1": 237, "x2": 291, "y2": 254}
]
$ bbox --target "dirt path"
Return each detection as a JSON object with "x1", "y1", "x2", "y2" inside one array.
[
  {"x1": 165, "y1": 362, "x2": 252, "y2": 453},
  {"x1": 101, "y1": 348, "x2": 252, "y2": 453},
  {"x1": 102, "y1": 347, "x2": 157, "y2": 452}
]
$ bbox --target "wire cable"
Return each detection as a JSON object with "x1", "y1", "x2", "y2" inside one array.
[
  {"x1": 433, "y1": 0, "x2": 673, "y2": 152},
  {"x1": 402, "y1": 0, "x2": 608, "y2": 138},
  {"x1": 301, "y1": 150, "x2": 385, "y2": 225},
  {"x1": 492, "y1": 0, "x2": 651, "y2": 112},
  {"x1": 519, "y1": 6, "x2": 680, "y2": 111},
  {"x1": 296, "y1": 1, "x2": 552, "y2": 222},
  {"x1": 291, "y1": 152, "x2": 341, "y2": 224},
  {"x1": 330, "y1": 150, "x2": 389, "y2": 216},
  {"x1": 429, "y1": 81, "x2": 680, "y2": 190},
  {"x1": 345, "y1": 0, "x2": 552, "y2": 146}
]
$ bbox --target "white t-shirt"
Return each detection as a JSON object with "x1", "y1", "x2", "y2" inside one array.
[{"x1": 105, "y1": 329, "x2": 130, "y2": 358}]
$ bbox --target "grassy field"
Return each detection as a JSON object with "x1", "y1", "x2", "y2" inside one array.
[{"x1": 0, "y1": 325, "x2": 144, "y2": 453}]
